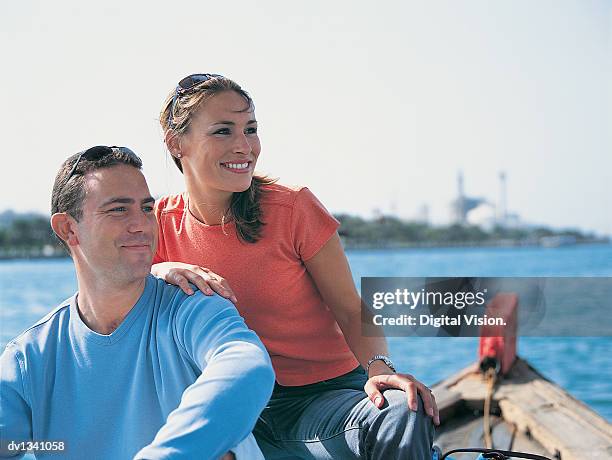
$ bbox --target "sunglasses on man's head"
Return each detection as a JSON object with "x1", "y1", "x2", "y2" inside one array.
[
  {"x1": 167, "y1": 73, "x2": 225, "y2": 127},
  {"x1": 63, "y1": 145, "x2": 137, "y2": 187}
]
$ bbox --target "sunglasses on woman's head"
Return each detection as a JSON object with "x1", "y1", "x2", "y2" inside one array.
[
  {"x1": 167, "y1": 73, "x2": 225, "y2": 127},
  {"x1": 177, "y1": 73, "x2": 224, "y2": 92}
]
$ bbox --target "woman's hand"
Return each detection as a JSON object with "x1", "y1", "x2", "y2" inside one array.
[
  {"x1": 364, "y1": 369, "x2": 440, "y2": 426},
  {"x1": 151, "y1": 262, "x2": 237, "y2": 303}
]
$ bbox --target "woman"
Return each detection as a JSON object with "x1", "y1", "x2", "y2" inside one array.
[{"x1": 152, "y1": 74, "x2": 438, "y2": 459}]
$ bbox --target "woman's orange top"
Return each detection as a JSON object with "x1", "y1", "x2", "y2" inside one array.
[{"x1": 154, "y1": 183, "x2": 359, "y2": 385}]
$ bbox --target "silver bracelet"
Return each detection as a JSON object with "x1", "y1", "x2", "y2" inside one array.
[{"x1": 366, "y1": 355, "x2": 396, "y2": 374}]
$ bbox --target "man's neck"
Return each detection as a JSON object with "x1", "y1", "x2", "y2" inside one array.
[{"x1": 75, "y1": 273, "x2": 147, "y2": 335}]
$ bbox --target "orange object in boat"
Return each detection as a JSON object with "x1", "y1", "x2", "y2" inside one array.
[{"x1": 478, "y1": 293, "x2": 518, "y2": 375}]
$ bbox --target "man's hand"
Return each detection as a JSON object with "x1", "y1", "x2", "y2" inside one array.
[
  {"x1": 364, "y1": 372, "x2": 440, "y2": 426},
  {"x1": 220, "y1": 452, "x2": 235, "y2": 460},
  {"x1": 151, "y1": 262, "x2": 237, "y2": 303}
]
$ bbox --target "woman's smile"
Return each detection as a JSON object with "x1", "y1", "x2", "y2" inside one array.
[
  {"x1": 220, "y1": 160, "x2": 253, "y2": 174},
  {"x1": 177, "y1": 91, "x2": 261, "y2": 197}
]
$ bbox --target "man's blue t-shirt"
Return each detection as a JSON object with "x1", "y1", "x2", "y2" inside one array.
[{"x1": 0, "y1": 275, "x2": 275, "y2": 459}]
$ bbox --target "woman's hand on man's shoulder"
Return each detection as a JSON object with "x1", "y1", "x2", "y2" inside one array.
[{"x1": 151, "y1": 262, "x2": 238, "y2": 304}]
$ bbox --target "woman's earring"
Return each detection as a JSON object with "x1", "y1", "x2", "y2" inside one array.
[{"x1": 176, "y1": 153, "x2": 182, "y2": 158}]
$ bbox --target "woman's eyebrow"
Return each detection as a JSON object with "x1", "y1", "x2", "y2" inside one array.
[{"x1": 211, "y1": 119, "x2": 257, "y2": 126}]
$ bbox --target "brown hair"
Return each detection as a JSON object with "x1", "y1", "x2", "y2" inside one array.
[
  {"x1": 160, "y1": 76, "x2": 275, "y2": 243},
  {"x1": 51, "y1": 147, "x2": 143, "y2": 252}
]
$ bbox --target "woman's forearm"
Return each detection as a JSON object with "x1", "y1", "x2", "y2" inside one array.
[
  {"x1": 303, "y1": 234, "x2": 396, "y2": 376},
  {"x1": 334, "y1": 301, "x2": 394, "y2": 376}
]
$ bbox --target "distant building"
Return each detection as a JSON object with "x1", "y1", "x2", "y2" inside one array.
[
  {"x1": 415, "y1": 203, "x2": 430, "y2": 225},
  {"x1": 467, "y1": 202, "x2": 497, "y2": 230},
  {"x1": 450, "y1": 171, "x2": 487, "y2": 224},
  {"x1": 498, "y1": 171, "x2": 507, "y2": 226},
  {"x1": 450, "y1": 171, "x2": 522, "y2": 229}
]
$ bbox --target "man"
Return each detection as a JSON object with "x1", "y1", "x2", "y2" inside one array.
[{"x1": 0, "y1": 146, "x2": 275, "y2": 459}]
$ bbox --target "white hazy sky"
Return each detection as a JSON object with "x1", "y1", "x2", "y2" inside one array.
[{"x1": 1, "y1": 0, "x2": 610, "y2": 235}]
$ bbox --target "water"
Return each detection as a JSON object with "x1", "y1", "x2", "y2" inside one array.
[
  {"x1": 348, "y1": 244, "x2": 612, "y2": 422},
  {"x1": 1, "y1": 244, "x2": 611, "y2": 421}
]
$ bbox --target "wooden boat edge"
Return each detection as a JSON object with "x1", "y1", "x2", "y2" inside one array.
[{"x1": 431, "y1": 356, "x2": 612, "y2": 460}]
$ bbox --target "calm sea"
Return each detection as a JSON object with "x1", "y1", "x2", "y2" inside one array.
[{"x1": 1, "y1": 244, "x2": 611, "y2": 421}]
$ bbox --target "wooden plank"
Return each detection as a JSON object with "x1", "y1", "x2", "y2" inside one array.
[
  {"x1": 499, "y1": 399, "x2": 612, "y2": 460},
  {"x1": 431, "y1": 385, "x2": 463, "y2": 422},
  {"x1": 443, "y1": 357, "x2": 612, "y2": 460},
  {"x1": 431, "y1": 363, "x2": 478, "y2": 422},
  {"x1": 491, "y1": 421, "x2": 515, "y2": 451},
  {"x1": 434, "y1": 414, "x2": 550, "y2": 456}
]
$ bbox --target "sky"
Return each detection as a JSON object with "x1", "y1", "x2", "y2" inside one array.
[{"x1": 1, "y1": 0, "x2": 610, "y2": 235}]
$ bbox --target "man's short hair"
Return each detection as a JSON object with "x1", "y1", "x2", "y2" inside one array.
[{"x1": 50, "y1": 146, "x2": 143, "y2": 252}]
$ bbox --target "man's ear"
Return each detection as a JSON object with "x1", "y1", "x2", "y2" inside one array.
[{"x1": 50, "y1": 213, "x2": 79, "y2": 247}]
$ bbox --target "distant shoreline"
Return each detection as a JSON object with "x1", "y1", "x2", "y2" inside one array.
[
  {"x1": 1, "y1": 240, "x2": 610, "y2": 261},
  {"x1": 2, "y1": 209, "x2": 608, "y2": 260},
  {"x1": 341, "y1": 238, "x2": 610, "y2": 251}
]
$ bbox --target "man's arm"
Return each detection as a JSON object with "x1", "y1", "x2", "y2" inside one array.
[
  {"x1": 0, "y1": 345, "x2": 32, "y2": 459},
  {"x1": 134, "y1": 293, "x2": 275, "y2": 460}
]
